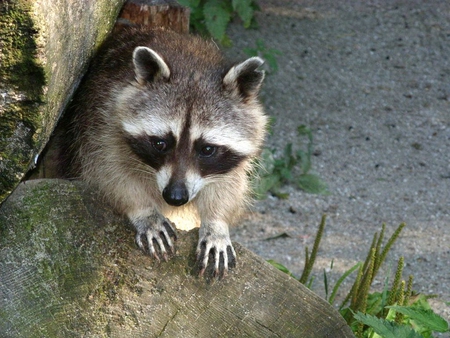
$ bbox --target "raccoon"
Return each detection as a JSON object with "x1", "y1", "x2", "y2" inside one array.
[{"x1": 57, "y1": 27, "x2": 267, "y2": 277}]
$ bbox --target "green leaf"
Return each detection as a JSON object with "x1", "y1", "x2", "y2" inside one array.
[
  {"x1": 279, "y1": 167, "x2": 293, "y2": 181},
  {"x1": 262, "y1": 52, "x2": 279, "y2": 72},
  {"x1": 297, "y1": 174, "x2": 329, "y2": 194},
  {"x1": 203, "y1": 0, "x2": 232, "y2": 41},
  {"x1": 387, "y1": 306, "x2": 449, "y2": 332},
  {"x1": 272, "y1": 191, "x2": 290, "y2": 199},
  {"x1": 353, "y1": 312, "x2": 423, "y2": 338},
  {"x1": 283, "y1": 143, "x2": 293, "y2": 163},
  {"x1": 297, "y1": 149, "x2": 311, "y2": 174},
  {"x1": 253, "y1": 175, "x2": 280, "y2": 199},
  {"x1": 306, "y1": 275, "x2": 315, "y2": 289},
  {"x1": 329, "y1": 262, "x2": 361, "y2": 305},
  {"x1": 232, "y1": 0, "x2": 254, "y2": 27},
  {"x1": 365, "y1": 291, "x2": 384, "y2": 316},
  {"x1": 298, "y1": 124, "x2": 313, "y2": 140},
  {"x1": 259, "y1": 148, "x2": 276, "y2": 172},
  {"x1": 267, "y1": 259, "x2": 294, "y2": 277}
]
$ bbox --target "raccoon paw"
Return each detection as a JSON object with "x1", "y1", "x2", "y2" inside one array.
[
  {"x1": 196, "y1": 234, "x2": 236, "y2": 279},
  {"x1": 133, "y1": 215, "x2": 177, "y2": 262}
]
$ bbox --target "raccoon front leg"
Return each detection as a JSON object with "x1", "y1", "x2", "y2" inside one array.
[
  {"x1": 129, "y1": 210, "x2": 177, "y2": 261},
  {"x1": 196, "y1": 220, "x2": 236, "y2": 278}
]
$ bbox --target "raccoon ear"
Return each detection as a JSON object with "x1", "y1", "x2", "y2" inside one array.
[
  {"x1": 132, "y1": 46, "x2": 170, "y2": 84},
  {"x1": 223, "y1": 57, "x2": 265, "y2": 99}
]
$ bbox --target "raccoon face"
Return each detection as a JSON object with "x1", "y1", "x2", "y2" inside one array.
[
  {"x1": 121, "y1": 46, "x2": 265, "y2": 207},
  {"x1": 123, "y1": 123, "x2": 248, "y2": 207}
]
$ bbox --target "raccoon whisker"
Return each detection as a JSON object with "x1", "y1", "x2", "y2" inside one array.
[
  {"x1": 130, "y1": 167, "x2": 156, "y2": 176},
  {"x1": 128, "y1": 166, "x2": 158, "y2": 179},
  {"x1": 124, "y1": 157, "x2": 158, "y2": 176}
]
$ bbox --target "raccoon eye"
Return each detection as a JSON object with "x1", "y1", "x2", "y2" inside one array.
[
  {"x1": 199, "y1": 145, "x2": 216, "y2": 157},
  {"x1": 152, "y1": 139, "x2": 168, "y2": 153}
]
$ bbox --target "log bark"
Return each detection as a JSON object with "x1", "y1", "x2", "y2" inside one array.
[
  {"x1": 0, "y1": 179, "x2": 355, "y2": 337},
  {"x1": 0, "y1": 0, "x2": 126, "y2": 202}
]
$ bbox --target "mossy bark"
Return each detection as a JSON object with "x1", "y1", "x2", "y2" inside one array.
[
  {"x1": 0, "y1": 179, "x2": 355, "y2": 337},
  {"x1": 0, "y1": 0, "x2": 125, "y2": 202}
]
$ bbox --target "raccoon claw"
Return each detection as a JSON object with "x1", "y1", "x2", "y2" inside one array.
[
  {"x1": 134, "y1": 217, "x2": 177, "y2": 261},
  {"x1": 196, "y1": 237, "x2": 236, "y2": 279}
]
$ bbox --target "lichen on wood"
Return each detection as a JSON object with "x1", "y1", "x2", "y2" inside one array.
[
  {"x1": 0, "y1": 179, "x2": 355, "y2": 337},
  {"x1": 0, "y1": 1, "x2": 45, "y2": 201},
  {"x1": 0, "y1": 0, "x2": 125, "y2": 202}
]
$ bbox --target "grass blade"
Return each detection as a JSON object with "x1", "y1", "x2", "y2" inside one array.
[{"x1": 329, "y1": 262, "x2": 361, "y2": 305}]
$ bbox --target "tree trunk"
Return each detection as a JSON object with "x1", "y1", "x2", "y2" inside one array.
[
  {"x1": 0, "y1": 179, "x2": 354, "y2": 337},
  {"x1": 0, "y1": 0, "x2": 125, "y2": 202}
]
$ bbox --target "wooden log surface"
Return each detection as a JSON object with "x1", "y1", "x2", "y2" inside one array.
[{"x1": 0, "y1": 179, "x2": 355, "y2": 337}]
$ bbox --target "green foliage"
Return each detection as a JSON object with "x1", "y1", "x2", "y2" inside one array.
[
  {"x1": 177, "y1": 0, "x2": 259, "y2": 44},
  {"x1": 386, "y1": 306, "x2": 449, "y2": 333},
  {"x1": 327, "y1": 262, "x2": 361, "y2": 305},
  {"x1": 299, "y1": 214, "x2": 326, "y2": 284},
  {"x1": 267, "y1": 259, "x2": 295, "y2": 278},
  {"x1": 353, "y1": 301, "x2": 450, "y2": 338},
  {"x1": 253, "y1": 125, "x2": 329, "y2": 199},
  {"x1": 264, "y1": 217, "x2": 323, "y2": 290},
  {"x1": 268, "y1": 221, "x2": 449, "y2": 337},
  {"x1": 232, "y1": 0, "x2": 255, "y2": 27},
  {"x1": 203, "y1": 0, "x2": 232, "y2": 43},
  {"x1": 244, "y1": 39, "x2": 282, "y2": 73},
  {"x1": 353, "y1": 312, "x2": 423, "y2": 338}
]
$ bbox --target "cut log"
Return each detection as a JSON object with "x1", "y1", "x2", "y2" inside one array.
[{"x1": 0, "y1": 179, "x2": 355, "y2": 337}]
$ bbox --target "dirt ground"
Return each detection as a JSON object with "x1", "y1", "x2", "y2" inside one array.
[{"x1": 226, "y1": 0, "x2": 450, "y2": 330}]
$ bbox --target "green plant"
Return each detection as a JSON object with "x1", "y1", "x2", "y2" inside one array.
[
  {"x1": 326, "y1": 261, "x2": 362, "y2": 305},
  {"x1": 253, "y1": 125, "x2": 329, "y2": 199},
  {"x1": 267, "y1": 215, "x2": 331, "y2": 288},
  {"x1": 340, "y1": 224, "x2": 406, "y2": 318},
  {"x1": 177, "y1": 0, "x2": 259, "y2": 44},
  {"x1": 353, "y1": 297, "x2": 449, "y2": 337},
  {"x1": 269, "y1": 219, "x2": 449, "y2": 337},
  {"x1": 244, "y1": 39, "x2": 281, "y2": 73},
  {"x1": 299, "y1": 214, "x2": 327, "y2": 284}
]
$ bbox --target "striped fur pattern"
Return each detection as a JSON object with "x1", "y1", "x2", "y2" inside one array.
[{"x1": 58, "y1": 27, "x2": 267, "y2": 278}]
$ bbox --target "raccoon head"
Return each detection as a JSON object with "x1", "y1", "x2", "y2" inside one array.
[{"x1": 122, "y1": 46, "x2": 266, "y2": 207}]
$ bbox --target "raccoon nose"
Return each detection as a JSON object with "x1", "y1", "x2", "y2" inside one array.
[{"x1": 163, "y1": 181, "x2": 189, "y2": 206}]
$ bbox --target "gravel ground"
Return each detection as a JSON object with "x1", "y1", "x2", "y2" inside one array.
[{"x1": 225, "y1": 0, "x2": 450, "y2": 330}]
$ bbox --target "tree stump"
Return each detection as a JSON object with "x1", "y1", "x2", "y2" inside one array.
[{"x1": 115, "y1": 0, "x2": 190, "y2": 33}]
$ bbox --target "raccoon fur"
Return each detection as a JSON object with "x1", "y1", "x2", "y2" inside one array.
[{"x1": 57, "y1": 27, "x2": 267, "y2": 277}]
